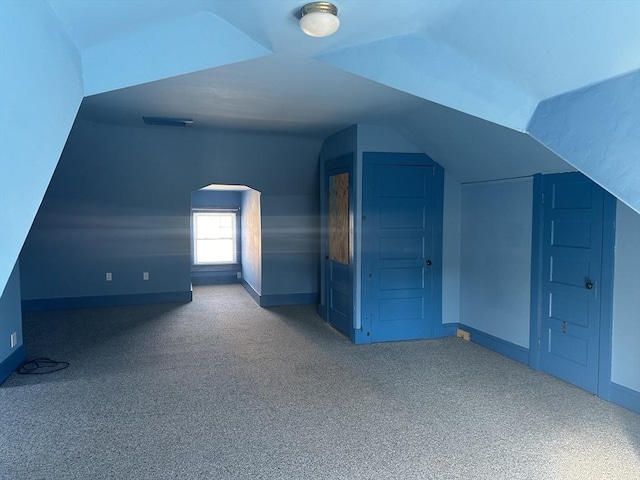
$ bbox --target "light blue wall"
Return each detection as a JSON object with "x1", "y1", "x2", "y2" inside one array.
[
  {"x1": 0, "y1": 0, "x2": 83, "y2": 294},
  {"x1": 0, "y1": 262, "x2": 22, "y2": 366},
  {"x1": 442, "y1": 173, "x2": 461, "y2": 325},
  {"x1": 20, "y1": 119, "x2": 323, "y2": 303},
  {"x1": 460, "y1": 178, "x2": 533, "y2": 348},
  {"x1": 612, "y1": 202, "x2": 640, "y2": 391},
  {"x1": 528, "y1": 70, "x2": 640, "y2": 213},
  {"x1": 241, "y1": 189, "x2": 262, "y2": 295}
]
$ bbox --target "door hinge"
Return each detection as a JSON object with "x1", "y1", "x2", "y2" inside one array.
[
  {"x1": 537, "y1": 337, "x2": 541, "y2": 350},
  {"x1": 541, "y1": 193, "x2": 545, "y2": 204}
]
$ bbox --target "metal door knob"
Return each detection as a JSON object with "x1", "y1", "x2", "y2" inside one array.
[
  {"x1": 585, "y1": 282, "x2": 593, "y2": 290},
  {"x1": 426, "y1": 260, "x2": 432, "y2": 266}
]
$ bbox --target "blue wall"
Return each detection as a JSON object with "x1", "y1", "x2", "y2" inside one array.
[
  {"x1": 442, "y1": 173, "x2": 461, "y2": 326},
  {"x1": 192, "y1": 189, "x2": 241, "y2": 209},
  {"x1": 528, "y1": 70, "x2": 640, "y2": 213},
  {"x1": 19, "y1": 119, "x2": 323, "y2": 306},
  {"x1": 0, "y1": 262, "x2": 24, "y2": 383},
  {"x1": 612, "y1": 202, "x2": 640, "y2": 392},
  {"x1": 0, "y1": 0, "x2": 83, "y2": 294},
  {"x1": 460, "y1": 178, "x2": 533, "y2": 348}
]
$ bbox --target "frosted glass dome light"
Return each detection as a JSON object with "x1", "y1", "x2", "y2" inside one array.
[{"x1": 300, "y1": 2, "x2": 340, "y2": 38}]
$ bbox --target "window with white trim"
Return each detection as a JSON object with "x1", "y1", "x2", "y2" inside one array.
[{"x1": 193, "y1": 211, "x2": 237, "y2": 264}]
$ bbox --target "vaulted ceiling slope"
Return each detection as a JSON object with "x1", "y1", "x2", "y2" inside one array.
[
  {"x1": 0, "y1": 0, "x2": 638, "y2": 293},
  {"x1": 54, "y1": 0, "x2": 639, "y2": 206}
]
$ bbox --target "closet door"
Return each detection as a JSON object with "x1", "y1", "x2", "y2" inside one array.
[{"x1": 362, "y1": 153, "x2": 442, "y2": 342}]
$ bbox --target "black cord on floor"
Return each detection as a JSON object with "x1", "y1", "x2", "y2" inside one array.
[{"x1": 17, "y1": 358, "x2": 69, "y2": 375}]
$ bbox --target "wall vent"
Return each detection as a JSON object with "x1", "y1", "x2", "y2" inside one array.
[{"x1": 143, "y1": 116, "x2": 194, "y2": 127}]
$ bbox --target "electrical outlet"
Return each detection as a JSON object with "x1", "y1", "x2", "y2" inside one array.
[
  {"x1": 10, "y1": 332, "x2": 17, "y2": 349},
  {"x1": 236, "y1": 271, "x2": 242, "y2": 279},
  {"x1": 143, "y1": 272, "x2": 149, "y2": 280},
  {"x1": 456, "y1": 328, "x2": 471, "y2": 341},
  {"x1": 106, "y1": 272, "x2": 112, "y2": 281}
]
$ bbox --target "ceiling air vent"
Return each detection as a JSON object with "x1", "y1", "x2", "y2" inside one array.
[{"x1": 142, "y1": 116, "x2": 194, "y2": 127}]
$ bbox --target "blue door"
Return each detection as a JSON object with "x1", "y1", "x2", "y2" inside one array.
[
  {"x1": 362, "y1": 153, "x2": 442, "y2": 342},
  {"x1": 325, "y1": 156, "x2": 353, "y2": 337},
  {"x1": 538, "y1": 173, "x2": 605, "y2": 393}
]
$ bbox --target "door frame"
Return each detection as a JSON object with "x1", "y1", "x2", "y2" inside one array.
[{"x1": 529, "y1": 173, "x2": 617, "y2": 399}]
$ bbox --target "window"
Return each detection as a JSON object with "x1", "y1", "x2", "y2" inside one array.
[{"x1": 193, "y1": 211, "x2": 237, "y2": 264}]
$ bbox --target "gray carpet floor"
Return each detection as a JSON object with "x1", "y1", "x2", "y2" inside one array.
[{"x1": 1, "y1": 284, "x2": 638, "y2": 479}]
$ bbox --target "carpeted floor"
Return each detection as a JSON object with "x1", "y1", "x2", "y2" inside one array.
[{"x1": 1, "y1": 284, "x2": 639, "y2": 479}]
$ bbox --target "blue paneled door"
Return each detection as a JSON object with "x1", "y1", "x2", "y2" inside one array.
[
  {"x1": 539, "y1": 173, "x2": 605, "y2": 393},
  {"x1": 363, "y1": 153, "x2": 440, "y2": 342},
  {"x1": 325, "y1": 157, "x2": 353, "y2": 337}
]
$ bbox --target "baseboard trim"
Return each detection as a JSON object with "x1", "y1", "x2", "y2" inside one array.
[
  {"x1": 609, "y1": 382, "x2": 640, "y2": 414},
  {"x1": 0, "y1": 345, "x2": 26, "y2": 385},
  {"x1": 459, "y1": 324, "x2": 530, "y2": 365},
  {"x1": 239, "y1": 281, "x2": 318, "y2": 307},
  {"x1": 241, "y1": 280, "x2": 261, "y2": 305},
  {"x1": 437, "y1": 323, "x2": 458, "y2": 338},
  {"x1": 260, "y1": 292, "x2": 319, "y2": 307},
  {"x1": 22, "y1": 291, "x2": 193, "y2": 311}
]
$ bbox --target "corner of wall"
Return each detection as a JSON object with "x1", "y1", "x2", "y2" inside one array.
[{"x1": 0, "y1": 262, "x2": 25, "y2": 384}]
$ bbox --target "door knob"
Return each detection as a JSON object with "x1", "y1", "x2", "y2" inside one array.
[
  {"x1": 426, "y1": 260, "x2": 432, "y2": 266},
  {"x1": 585, "y1": 281, "x2": 593, "y2": 290}
]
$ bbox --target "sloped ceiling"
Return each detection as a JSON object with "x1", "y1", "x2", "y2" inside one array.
[
  {"x1": 50, "y1": 0, "x2": 638, "y2": 185},
  {"x1": 53, "y1": 1, "x2": 637, "y2": 158},
  {"x1": 49, "y1": 0, "x2": 638, "y2": 129},
  {"x1": 51, "y1": 0, "x2": 639, "y2": 207}
]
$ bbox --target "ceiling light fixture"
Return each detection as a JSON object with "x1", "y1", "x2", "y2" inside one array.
[{"x1": 299, "y1": 2, "x2": 340, "y2": 38}]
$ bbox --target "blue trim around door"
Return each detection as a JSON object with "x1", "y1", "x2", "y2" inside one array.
[
  {"x1": 529, "y1": 174, "x2": 544, "y2": 370},
  {"x1": 597, "y1": 193, "x2": 617, "y2": 401}
]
